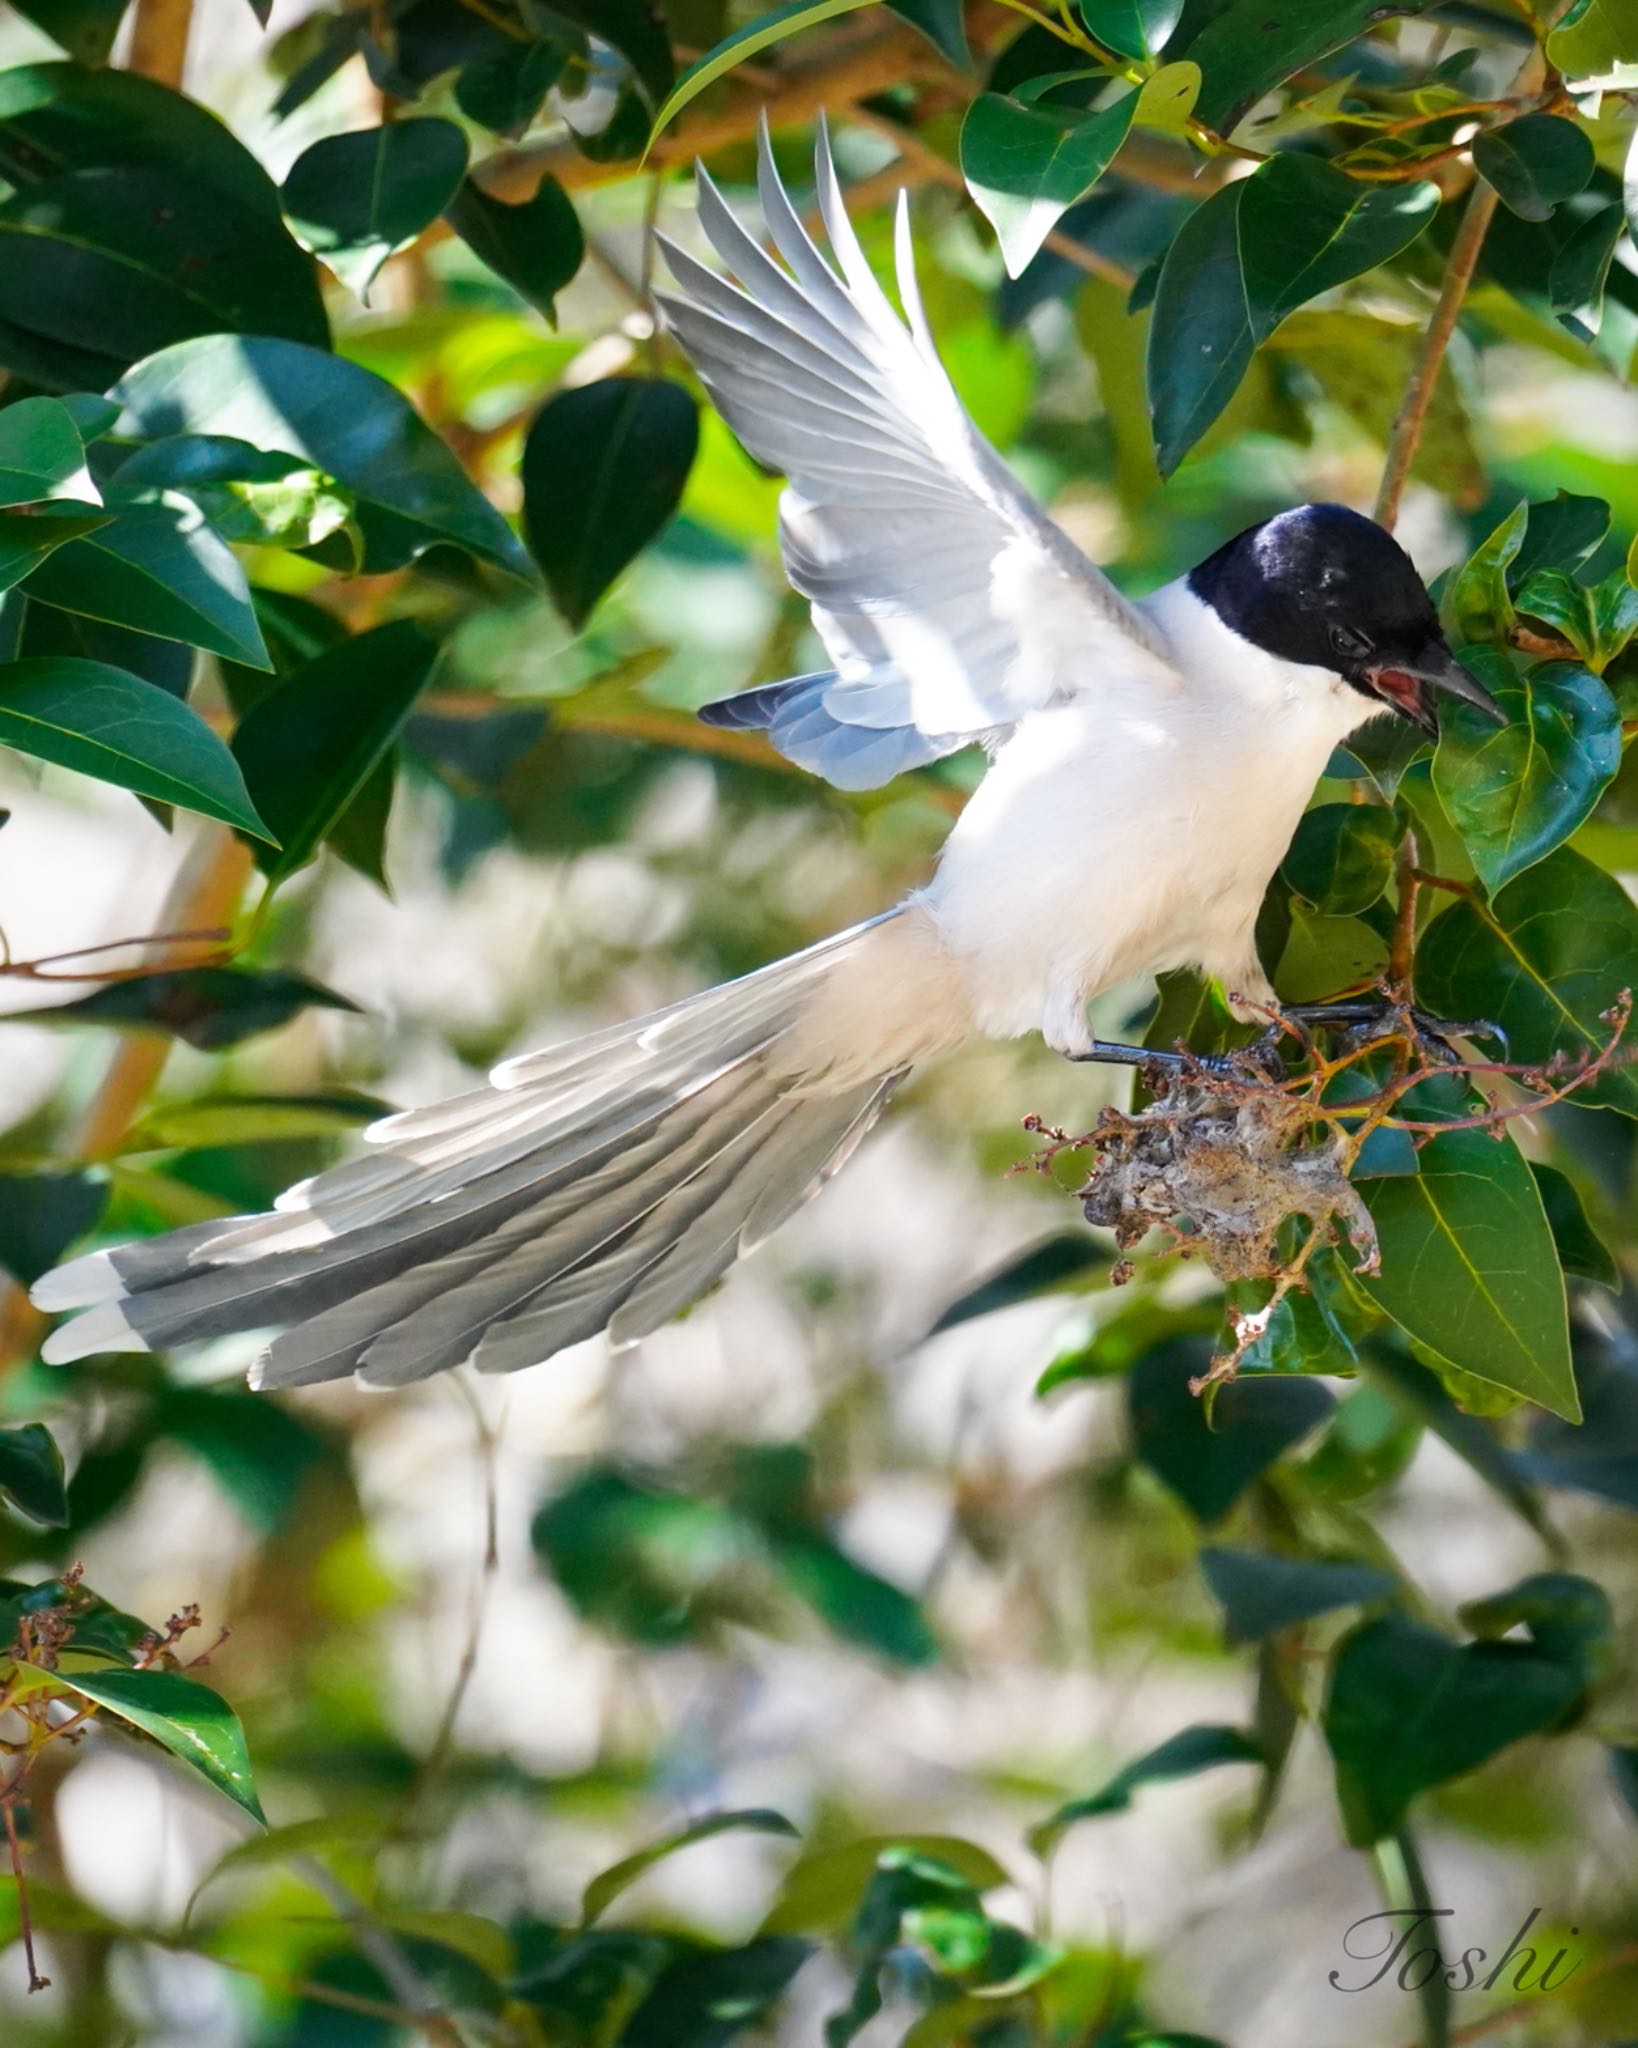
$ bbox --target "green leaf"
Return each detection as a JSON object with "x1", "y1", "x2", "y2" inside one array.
[
  {"x1": 21, "y1": 1662, "x2": 264, "y2": 1821},
  {"x1": 1128, "y1": 1343, "x2": 1335, "y2": 1523},
  {"x1": 929, "y1": 1233, "x2": 1109, "y2": 1333},
  {"x1": 1357, "y1": 1107, "x2": 1577, "y2": 1422},
  {"x1": 231, "y1": 619, "x2": 439, "y2": 885},
  {"x1": 1415, "y1": 848, "x2": 1638, "y2": 1119},
  {"x1": 1431, "y1": 654, "x2": 1619, "y2": 891},
  {"x1": 0, "y1": 165, "x2": 327, "y2": 380},
  {"x1": 282, "y1": 118, "x2": 469, "y2": 301},
  {"x1": 1323, "y1": 1613, "x2": 1583, "y2": 1844},
  {"x1": 1473, "y1": 115, "x2": 1594, "y2": 223},
  {"x1": 960, "y1": 89, "x2": 1139, "y2": 278},
  {"x1": 1445, "y1": 500, "x2": 1525, "y2": 646},
  {"x1": 1281, "y1": 803, "x2": 1401, "y2": 916},
  {"x1": 1548, "y1": 0, "x2": 1638, "y2": 77},
  {"x1": 0, "y1": 1423, "x2": 70, "y2": 1527},
  {"x1": 444, "y1": 176, "x2": 585, "y2": 318},
  {"x1": 0, "y1": 61, "x2": 283, "y2": 216},
  {"x1": 1549, "y1": 203, "x2": 1625, "y2": 340},
  {"x1": 522, "y1": 377, "x2": 699, "y2": 626},
  {"x1": 545, "y1": 0, "x2": 675, "y2": 110},
  {"x1": 649, "y1": 0, "x2": 877, "y2": 139},
  {"x1": 1273, "y1": 901, "x2": 1388, "y2": 1005},
  {"x1": 455, "y1": 39, "x2": 566, "y2": 136},
  {"x1": 9, "y1": 1, "x2": 129, "y2": 65},
  {"x1": 582, "y1": 1809, "x2": 799, "y2": 1926},
  {"x1": 0, "y1": 656, "x2": 271, "y2": 835},
  {"x1": 1514, "y1": 491, "x2": 1609, "y2": 585},
  {"x1": 1198, "y1": 1547, "x2": 1395, "y2": 1645},
  {"x1": 1028, "y1": 1725, "x2": 1264, "y2": 1854},
  {"x1": 13, "y1": 964, "x2": 357, "y2": 1051},
  {"x1": 1080, "y1": 0, "x2": 1182, "y2": 62},
  {"x1": 1515, "y1": 568, "x2": 1638, "y2": 672},
  {"x1": 1185, "y1": 0, "x2": 1441, "y2": 136},
  {"x1": 1529, "y1": 1162, "x2": 1618, "y2": 1290},
  {"x1": 1148, "y1": 156, "x2": 1437, "y2": 474},
  {"x1": 109, "y1": 335, "x2": 530, "y2": 575},
  {"x1": 0, "y1": 503, "x2": 110, "y2": 595},
  {"x1": 0, "y1": 1168, "x2": 106, "y2": 1285},
  {"x1": 116, "y1": 436, "x2": 354, "y2": 555},
  {"x1": 22, "y1": 503, "x2": 269, "y2": 666},
  {"x1": 1460, "y1": 1570, "x2": 1615, "y2": 1690},
  {"x1": 0, "y1": 396, "x2": 95, "y2": 506},
  {"x1": 124, "y1": 1091, "x2": 383, "y2": 1152},
  {"x1": 763, "y1": 1836, "x2": 1011, "y2": 1937},
  {"x1": 885, "y1": 0, "x2": 970, "y2": 68}
]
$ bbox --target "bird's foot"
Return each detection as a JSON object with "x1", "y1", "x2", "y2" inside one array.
[
  {"x1": 1063, "y1": 1038, "x2": 1248, "y2": 1081},
  {"x1": 1277, "y1": 994, "x2": 1506, "y2": 1066}
]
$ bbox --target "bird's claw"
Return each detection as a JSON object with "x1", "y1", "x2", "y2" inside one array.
[{"x1": 1280, "y1": 998, "x2": 1507, "y2": 1065}]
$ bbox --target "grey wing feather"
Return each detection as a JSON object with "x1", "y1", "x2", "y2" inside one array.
[{"x1": 658, "y1": 117, "x2": 1176, "y2": 788}]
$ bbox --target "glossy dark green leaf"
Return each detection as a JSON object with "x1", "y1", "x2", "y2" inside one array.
[
  {"x1": 0, "y1": 657, "x2": 270, "y2": 834},
  {"x1": 9, "y1": 1, "x2": 129, "y2": 65},
  {"x1": 283, "y1": 118, "x2": 469, "y2": 300},
  {"x1": 1460, "y1": 1570, "x2": 1614, "y2": 1690},
  {"x1": 1079, "y1": 0, "x2": 1182, "y2": 62},
  {"x1": 1445, "y1": 500, "x2": 1524, "y2": 646},
  {"x1": 1548, "y1": 0, "x2": 1638, "y2": 76},
  {"x1": 1473, "y1": 115, "x2": 1594, "y2": 223},
  {"x1": 1550, "y1": 203, "x2": 1625, "y2": 339},
  {"x1": 0, "y1": 1168, "x2": 105, "y2": 1286},
  {"x1": 1431, "y1": 654, "x2": 1619, "y2": 891},
  {"x1": 0, "y1": 396, "x2": 94, "y2": 507},
  {"x1": 444, "y1": 175, "x2": 584, "y2": 318},
  {"x1": 582, "y1": 1809, "x2": 799, "y2": 1926},
  {"x1": 0, "y1": 1423, "x2": 70, "y2": 1527},
  {"x1": 110, "y1": 336, "x2": 529, "y2": 574},
  {"x1": 22, "y1": 503, "x2": 269, "y2": 666},
  {"x1": 455, "y1": 38, "x2": 565, "y2": 135},
  {"x1": 1513, "y1": 491, "x2": 1609, "y2": 585},
  {"x1": 1416, "y1": 847, "x2": 1638, "y2": 1118},
  {"x1": 1186, "y1": 0, "x2": 1441, "y2": 135},
  {"x1": 1028, "y1": 1725, "x2": 1263, "y2": 1853},
  {"x1": 1323, "y1": 1612, "x2": 1583, "y2": 1843},
  {"x1": 15, "y1": 964, "x2": 358, "y2": 1051},
  {"x1": 961, "y1": 89, "x2": 1139, "y2": 278},
  {"x1": 884, "y1": 0, "x2": 970, "y2": 67},
  {"x1": 1199, "y1": 1547, "x2": 1395, "y2": 1645},
  {"x1": 622, "y1": 1936, "x2": 812, "y2": 2048},
  {"x1": 0, "y1": 61, "x2": 278, "y2": 214},
  {"x1": 231, "y1": 619, "x2": 439, "y2": 885},
  {"x1": 522, "y1": 377, "x2": 699, "y2": 626},
  {"x1": 1515, "y1": 568, "x2": 1638, "y2": 672},
  {"x1": 546, "y1": 0, "x2": 674, "y2": 108},
  {"x1": 1148, "y1": 156, "x2": 1437, "y2": 473},
  {"x1": 1357, "y1": 1111, "x2": 1576, "y2": 1422},
  {"x1": 930, "y1": 1233, "x2": 1110, "y2": 1333},
  {"x1": 0, "y1": 503, "x2": 110, "y2": 595},
  {"x1": 0, "y1": 166, "x2": 327, "y2": 379},
  {"x1": 24, "y1": 1663, "x2": 263, "y2": 1820},
  {"x1": 1529, "y1": 1163, "x2": 1618, "y2": 1289},
  {"x1": 1128, "y1": 1343, "x2": 1335, "y2": 1523},
  {"x1": 1281, "y1": 803, "x2": 1401, "y2": 915},
  {"x1": 15, "y1": 597, "x2": 192, "y2": 699},
  {"x1": 116, "y1": 435, "x2": 354, "y2": 555}
]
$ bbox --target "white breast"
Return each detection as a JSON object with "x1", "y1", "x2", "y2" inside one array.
[{"x1": 919, "y1": 577, "x2": 1376, "y2": 1049}]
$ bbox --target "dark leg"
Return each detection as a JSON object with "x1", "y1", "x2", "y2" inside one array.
[
  {"x1": 1065, "y1": 1039, "x2": 1242, "y2": 1078},
  {"x1": 1282, "y1": 998, "x2": 1507, "y2": 1059}
]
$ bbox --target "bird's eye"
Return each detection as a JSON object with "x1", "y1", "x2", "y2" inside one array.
[{"x1": 1330, "y1": 624, "x2": 1372, "y2": 659}]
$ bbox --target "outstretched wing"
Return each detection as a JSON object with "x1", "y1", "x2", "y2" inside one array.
[{"x1": 656, "y1": 119, "x2": 1176, "y2": 791}]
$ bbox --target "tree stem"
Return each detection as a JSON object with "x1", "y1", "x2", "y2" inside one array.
[
  {"x1": 1373, "y1": 177, "x2": 1497, "y2": 532},
  {"x1": 126, "y1": 0, "x2": 195, "y2": 88}
]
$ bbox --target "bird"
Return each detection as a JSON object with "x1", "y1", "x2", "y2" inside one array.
[{"x1": 30, "y1": 121, "x2": 1503, "y2": 1390}]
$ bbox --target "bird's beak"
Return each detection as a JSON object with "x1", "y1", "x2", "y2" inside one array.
[{"x1": 1364, "y1": 643, "x2": 1507, "y2": 737}]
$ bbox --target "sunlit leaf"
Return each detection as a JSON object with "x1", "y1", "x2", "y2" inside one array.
[
  {"x1": 961, "y1": 88, "x2": 1139, "y2": 278},
  {"x1": 283, "y1": 118, "x2": 469, "y2": 300},
  {"x1": 649, "y1": 0, "x2": 876, "y2": 140},
  {"x1": 1185, "y1": 0, "x2": 1442, "y2": 135},
  {"x1": 0, "y1": 395, "x2": 95, "y2": 507},
  {"x1": 0, "y1": 656, "x2": 271, "y2": 834}
]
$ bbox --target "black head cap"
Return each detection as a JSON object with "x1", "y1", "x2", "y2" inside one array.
[{"x1": 1187, "y1": 502, "x2": 1503, "y2": 734}]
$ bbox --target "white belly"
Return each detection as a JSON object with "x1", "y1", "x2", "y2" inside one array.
[{"x1": 920, "y1": 647, "x2": 1369, "y2": 1049}]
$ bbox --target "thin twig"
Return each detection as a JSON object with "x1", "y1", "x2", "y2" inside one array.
[{"x1": 2, "y1": 1787, "x2": 47, "y2": 1991}]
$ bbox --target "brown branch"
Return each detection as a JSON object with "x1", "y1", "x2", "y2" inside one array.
[
  {"x1": 1372, "y1": 176, "x2": 1498, "y2": 531},
  {"x1": 126, "y1": 0, "x2": 194, "y2": 89},
  {"x1": 2, "y1": 1787, "x2": 47, "y2": 1992}
]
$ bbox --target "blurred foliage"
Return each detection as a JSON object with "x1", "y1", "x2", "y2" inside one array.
[{"x1": 0, "y1": 1, "x2": 1633, "y2": 2045}]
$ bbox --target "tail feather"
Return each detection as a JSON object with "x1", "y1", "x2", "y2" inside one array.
[{"x1": 34, "y1": 909, "x2": 960, "y2": 1387}]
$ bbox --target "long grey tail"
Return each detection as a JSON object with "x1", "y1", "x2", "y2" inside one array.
[{"x1": 31, "y1": 913, "x2": 930, "y2": 1391}]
